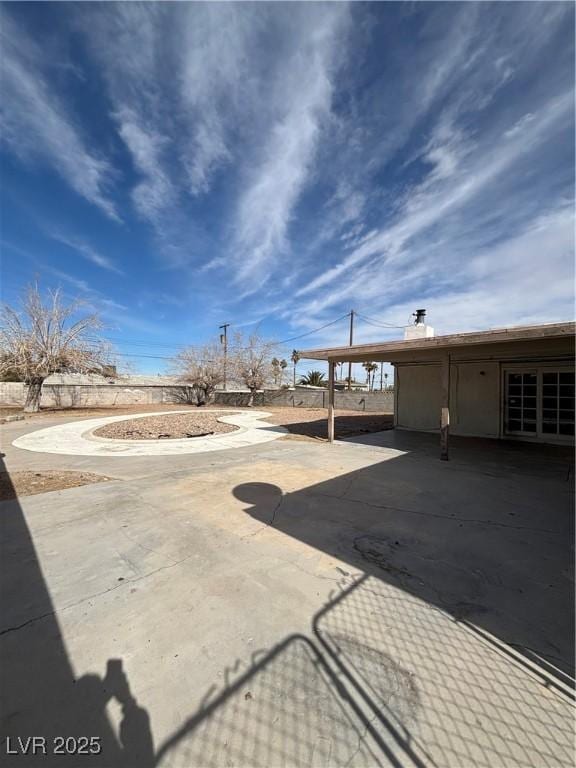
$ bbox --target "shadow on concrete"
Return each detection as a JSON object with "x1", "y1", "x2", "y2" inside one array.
[
  {"x1": 154, "y1": 573, "x2": 574, "y2": 768},
  {"x1": 154, "y1": 576, "x2": 429, "y2": 768},
  {"x1": 0, "y1": 453, "x2": 154, "y2": 767},
  {"x1": 154, "y1": 438, "x2": 573, "y2": 767},
  {"x1": 233, "y1": 441, "x2": 574, "y2": 679},
  {"x1": 278, "y1": 413, "x2": 394, "y2": 441},
  {"x1": 1, "y1": 434, "x2": 574, "y2": 767}
]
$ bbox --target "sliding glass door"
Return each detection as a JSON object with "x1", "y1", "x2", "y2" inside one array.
[
  {"x1": 504, "y1": 368, "x2": 574, "y2": 439},
  {"x1": 542, "y1": 371, "x2": 575, "y2": 437}
]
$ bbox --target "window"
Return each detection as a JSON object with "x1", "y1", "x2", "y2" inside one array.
[
  {"x1": 505, "y1": 372, "x2": 537, "y2": 434},
  {"x1": 541, "y1": 371, "x2": 575, "y2": 436},
  {"x1": 504, "y1": 369, "x2": 574, "y2": 438}
]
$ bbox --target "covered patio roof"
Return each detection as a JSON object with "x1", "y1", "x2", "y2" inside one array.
[
  {"x1": 300, "y1": 321, "x2": 575, "y2": 363},
  {"x1": 300, "y1": 320, "x2": 575, "y2": 459}
]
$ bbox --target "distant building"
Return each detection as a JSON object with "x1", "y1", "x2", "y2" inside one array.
[{"x1": 333, "y1": 380, "x2": 369, "y2": 392}]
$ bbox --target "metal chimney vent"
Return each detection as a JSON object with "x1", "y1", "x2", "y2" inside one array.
[
  {"x1": 405, "y1": 309, "x2": 434, "y2": 340},
  {"x1": 413, "y1": 309, "x2": 426, "y2": 325}
]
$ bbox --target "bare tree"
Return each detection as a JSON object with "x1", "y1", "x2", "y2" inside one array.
[
  {"x1": 0, "y1": 284, "x2": 114, "y2": 412},
  {"x1": 231, "y1": 331, "x2": 276, "y2": 406},
  {"x1": 172, "y1": 341, "x2": 225, "y2": 406}
]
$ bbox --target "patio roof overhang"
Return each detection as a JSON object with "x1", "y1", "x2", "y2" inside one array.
[
  {"x1": 300, "y1": 321, "x2": 576, "y2": 363},
  {"x1": 303, "y1": 321, "x2": 575, "y2": 459}
]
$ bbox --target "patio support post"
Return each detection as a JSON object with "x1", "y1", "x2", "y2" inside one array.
[
  {"x1": 328, "y1": 360, "x2": 335, "y2": 443},
  {"x1": 440, "y1": 353, "x2": 450, "y2": 460}
]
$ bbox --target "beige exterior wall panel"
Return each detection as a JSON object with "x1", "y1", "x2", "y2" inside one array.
[
  {"x1": 451, "y1": 362, "x2": 500, "y2": 437},
  {"x1": 396, "y1": 364, "x2": 441, "y2": 431}
]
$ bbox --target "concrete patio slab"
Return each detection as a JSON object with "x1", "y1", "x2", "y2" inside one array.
[{"x1": 1, "y1": 415, "x2": 574, "y2": 767}]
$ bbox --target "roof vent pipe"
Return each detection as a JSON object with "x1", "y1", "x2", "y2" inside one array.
[{"x1": 413, "y1": 309, "x2": 426, "y2": 325}]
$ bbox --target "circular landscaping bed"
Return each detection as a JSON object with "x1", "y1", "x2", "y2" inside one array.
[{"x1": 93, "y1": 412, "x2": 240, "y2": 440}]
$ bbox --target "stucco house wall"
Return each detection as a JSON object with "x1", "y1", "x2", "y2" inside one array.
[
  {"x1": 393, "y1": 337, "x2": 574, "y2": 442},
  {"x1": 450, "y1": 361, "x2": 500, "y2": 438},
  {"x1": 395, "y1": 361, "x2": 501, "y2": 437},
  {"x1": 395, "y1": 365, "x2": 441, "y2": 432}
]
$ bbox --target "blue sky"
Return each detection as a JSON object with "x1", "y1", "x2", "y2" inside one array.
[{"x1": 1, "y1": 1, "x2": 574, "y2": 376}]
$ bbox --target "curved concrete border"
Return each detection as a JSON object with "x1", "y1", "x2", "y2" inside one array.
[{"x1": 12, "y1": 410, "x2": 287, "y2": 457}]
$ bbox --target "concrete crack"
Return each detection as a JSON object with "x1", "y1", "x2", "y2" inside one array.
[
  {"x1": 242, "y1": 493, "x2": 285, "y2": 539},
  {"x1": 312, "y1": 491, "x2": 565, "y2": 535},
  {"x1": 0, "y1": 551, "x2": 199, "y2": 639}
]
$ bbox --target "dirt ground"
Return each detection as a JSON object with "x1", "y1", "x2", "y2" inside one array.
[
  {"x1": 1, "y1": 403, "x2": 393, "y2": 441},
  {"x1": 263, "y1": 407, "x2": 393, "y2": 441},
  {"x1": 0, "y1": 470, "x2": 112, "y2": 501},
  {"x1": 0, "y1": 403, "x2": 195, "y2": 422},
  {"x1": 93, "y1": 412, "x2": 239, "y2": 440},
  {"x1": 0, "y1": 407, "x2": 24, "y2": 419}
]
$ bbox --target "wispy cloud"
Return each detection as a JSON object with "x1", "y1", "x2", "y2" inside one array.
[
  {"x1": 1, "y1": 1, "x2": 572, "y2": 354},
  {"x1": 232, "y1": 5, "x2": 350, "y2": 288},
  {"x1": 78, "y1": 4, "x2": 217, "y2": 259},
  {"x1": 294, "y1": 86, "x2": 573, "y2": 313},
  {"x1": 178, "y1": 4, "x2": 255, "y2": 194},
  {"x1": 114, "y1": 108, "x2": 175, "y2": 223},
  {"x1": 0, "y1": 9, "x2": 118, "y2": 220},
  {"x1": 78, "y1": 3, "x2": 350, "y2": 282},
  {"x1": 50, "y1": 232, "x2": 124, "y2": 274},
  {"x1": 48, "y1": 268, "x2": 91, "y2": 294}
]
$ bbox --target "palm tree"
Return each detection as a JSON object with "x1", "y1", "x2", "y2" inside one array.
[
  {"x1": 362, "y1": 361, "x2": 378, "y2": 391},
  {"x1": 291, "y1": 349, "x2": 301, "y2": 386},
  {"x1": 271, "y1": 357, "x2": 280, "y2": 386},
  {"x1": 299, "y1": 370, "x2": 327, "y2": 387}
]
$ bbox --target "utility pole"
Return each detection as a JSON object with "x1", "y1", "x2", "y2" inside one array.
[
  {"x1": 380, "y1": 362, "x2": 384, "y2": 391},
  {"x1": 347, "y1": 309, "x2": 355, "y2": 391},
  {"x1": 219, "y1": 323, "x2": 230, "y2": 391}
]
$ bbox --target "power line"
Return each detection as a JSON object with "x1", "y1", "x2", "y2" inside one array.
[
  {"x1": 80, "y1": 310, "x2": 392, "y2": 366},
  {"x1": 88, "y1": 312, "x2": 353, "y2": 352},
  {"x1": 85, "y1": 349, "x2": 175, "y2": 361},
  {"x1": 274, "y1": 313, "x2": 351, "y2": 346},
  {"x1": 87, "y1": 336, "x2": 190, "y2": 350},
  {"x1": 355, "y1": 312, "x2": 406, "y2": 329}
]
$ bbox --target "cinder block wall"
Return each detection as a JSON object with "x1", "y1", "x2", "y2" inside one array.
[
  {"x1": 0, "y1": 382, "x2": 25, "y2": 405},
  {"x1": 0, "y1": 382, "x2": 394, "y2": 412},
  {"x1": 213, "y1": 391, "x2": 266, "y2": 407},
  {"x1": 0, "y1": 382, "x2": 189, "y2": 408},
  {"x1": 214, "y1": 389, "x2": 394, "y2": 411}
]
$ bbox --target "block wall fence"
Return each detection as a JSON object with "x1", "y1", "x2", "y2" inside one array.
[{"x1": 0, "y1": 382, "x2": 394, "y2": 413}]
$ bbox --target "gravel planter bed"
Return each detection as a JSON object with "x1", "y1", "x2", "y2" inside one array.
[{"x1": 93, "y1": 412, "x2": 240, "y2": 440}]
